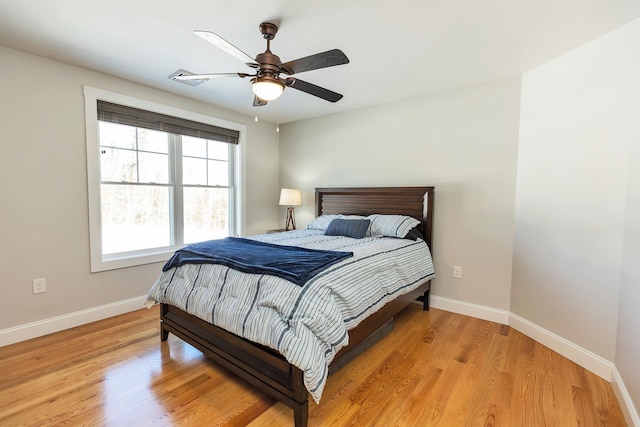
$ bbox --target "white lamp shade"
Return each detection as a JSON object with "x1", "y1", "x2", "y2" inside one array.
[
  {"x1": 252, "y1": 80, "x2": 285, "y2": 101},
  {"x1": 279, "y1": 188, "x2": 302, "y2": 206}
]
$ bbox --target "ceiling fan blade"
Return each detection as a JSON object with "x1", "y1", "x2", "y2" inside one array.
[
  {"x1": 174, "y1": 72, "x2": 252, "y2": 81},
  {"x1": 281, "y1": 49, "x2": 349, "y2": 75},
  {"x1": 285, "y1": 78, "x2": 343, "y2": 102},
  {"x1": 253, "y1": 96, "x2": 268, "y2": 107},
  {"x1": 194, "y1": 30, "x2": 258, "y2": 67}
]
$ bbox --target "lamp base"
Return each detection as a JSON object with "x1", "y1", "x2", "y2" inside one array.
[{"x1": 285, "y1": 206, "x2": 296, "y2": 231}]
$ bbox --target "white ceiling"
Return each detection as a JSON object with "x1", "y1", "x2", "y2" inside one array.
[{"x1": 1, "y1": 0, "x2": 639, "y2": 124}]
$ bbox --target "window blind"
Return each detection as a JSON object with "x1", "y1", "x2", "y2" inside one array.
[{"x1": 97, "y1": 100, "x2": 239, "y2": 144}]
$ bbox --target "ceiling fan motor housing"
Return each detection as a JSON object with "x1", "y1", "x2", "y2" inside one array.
[
  {"x1": 252, "y1": 23, "x2": 286, "y2": 99},
  {"x1": 255, "y1": 51, "x2": 282, "y2": 75}
]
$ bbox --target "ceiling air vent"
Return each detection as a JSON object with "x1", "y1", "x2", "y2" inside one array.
[{"x1": 169, "y1": 69, "x2": 206, "y2": 86}]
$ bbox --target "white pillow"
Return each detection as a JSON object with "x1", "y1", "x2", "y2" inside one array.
[
  {"x1": 367, "y1": 214, "x2": 421, "y2": 238},
  {"x1": 306, "y1": 214, "x2": 343, "y2": 231}
]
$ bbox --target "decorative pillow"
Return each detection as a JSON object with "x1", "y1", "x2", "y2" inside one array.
[
  {"x1": 306, "y1": 214, "x2": 342, "y2": 231},
  {"x1": 404, "y1": 226, "x2": 425, "y2": 241},
  {"x1": 325, "y1": 218, "x2": 371, "y2": 239},
  {"x1": 367, "y1": 214, "x2": 421, "y2": 238}
]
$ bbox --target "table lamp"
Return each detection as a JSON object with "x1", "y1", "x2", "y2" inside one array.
[{"x1": 279, "y1": 188, "x2": 302, "y2": 231}]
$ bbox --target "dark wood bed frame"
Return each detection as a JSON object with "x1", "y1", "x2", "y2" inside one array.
[{"x1": 159, "y1": 186, "x2": 435, "y2": 426}]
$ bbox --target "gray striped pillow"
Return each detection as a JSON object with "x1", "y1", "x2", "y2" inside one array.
[{"x1": 367, "y1": 214, "x2": 420, "y2": 238}]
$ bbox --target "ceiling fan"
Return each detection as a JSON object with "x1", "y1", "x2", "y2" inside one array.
[{"x1": 174, "y1": 22, "x2": 349, "y2": 106}]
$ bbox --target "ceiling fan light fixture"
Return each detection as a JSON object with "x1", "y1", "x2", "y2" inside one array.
[{"x1": 251, "y1": 76, "x2": 285, "y2": 101}]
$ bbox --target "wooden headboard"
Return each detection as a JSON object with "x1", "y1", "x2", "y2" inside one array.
[{"x1": 315, "y1": 186, "x2": 435, "y2": 250}]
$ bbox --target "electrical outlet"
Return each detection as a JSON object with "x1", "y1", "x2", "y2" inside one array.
[
  {"x1": 453, "y1": 266, "x2": 462, "y2": 279},
  {"x1": 32, "y1": 278, "x2": 46, "y2": 294}
]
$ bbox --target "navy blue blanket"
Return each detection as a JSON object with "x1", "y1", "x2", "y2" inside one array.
[{"x1": 162, "y1": 237, "x2": 353, "y2": 287}]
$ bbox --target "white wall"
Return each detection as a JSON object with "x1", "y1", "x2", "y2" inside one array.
[
  {"x1": 513, "y1": 20, "x2": 638, "y2": 363},
  {"x1": 0, "y1": 46, "x2": 280, "y2": 331},
  {"x1": 513, "y1": 18, "x2": 640, "y2": 420},
  {"x1": 280, "y1": 77, "x2": 522, "y2": 312},
  {"x1": 616, "y1": 20, "x2": 640, "y2": 419}
]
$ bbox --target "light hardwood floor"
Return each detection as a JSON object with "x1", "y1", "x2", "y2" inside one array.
[{"x1": 0, "y1": 304, "x2": 626, "y2": 426}]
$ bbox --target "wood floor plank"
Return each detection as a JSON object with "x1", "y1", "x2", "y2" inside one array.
[
  {"x1": 0, "y1": 305, "x2": 627, "y2": 426},
  {"x1": 457, "y1": 333, "x2": 508, "y2": 426}
]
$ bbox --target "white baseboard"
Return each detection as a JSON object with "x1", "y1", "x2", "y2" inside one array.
[
  {"x1": 430, "y1": 295, "x2": 511, "y2": 324},
  {"x1": 509, "y1": 313, "x2": 614, "y2": 381},
  {"x1": 0, "y1": 295, "x2": 147, "y2": 347},
  {"x1": 612, "y1": 366, "x2": 640, "y2": 427}
]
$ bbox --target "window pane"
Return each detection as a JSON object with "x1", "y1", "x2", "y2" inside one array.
[
  {"x1": 183, "y1": 187, "x2": 228, "y2": 243},
  {"x1": 138, "y1": 128, "x2": 168, "y2": 153},
  {"x1": 91, "y1": 96, "x2": 239, "y2": 272},
  {"x1": 183, "y1": 157, "x2": 207, "y2": 185},
  {"x1": 208, "y1": 140, "x2": 228, "y2": 160},
  {"x1": 100, "y1": 147, "x2": 137, "y2": 182},
  {"x1": 138, "y1": 152, "x2": 169, "y2": 184},
  {"x1": 98, "y1": 122, "x2": 136, "y2": 149},
  {"x1": 101, "y1": 184, "x2": 171, "y2": 254},
  {"x1": 182, "y1": 135, "x2": 207, "y2": 157},
  {"x1": 208, "y1": 159, "x2": 228, "y2": 186}
]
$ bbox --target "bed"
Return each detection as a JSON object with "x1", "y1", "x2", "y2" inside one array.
[{"x1": 147, "y1": 186, "x2": 435, "y2": 426}]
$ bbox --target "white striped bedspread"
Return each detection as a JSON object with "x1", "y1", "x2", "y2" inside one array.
[{"x1": 146, "y1": 229, "x2": 435, "y2": 402}]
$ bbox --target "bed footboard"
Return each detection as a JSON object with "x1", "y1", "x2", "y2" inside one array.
[
  {"x1": 159, "y1": 280, "x2": 429, "y2": 427},
  {"x1": 160, "y1": 303, "x2": 309, "y2": 426}
]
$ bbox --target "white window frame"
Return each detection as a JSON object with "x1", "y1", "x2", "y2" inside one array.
[{"x1": 84, "y1": 86, "x2": 246, "y2": 272}]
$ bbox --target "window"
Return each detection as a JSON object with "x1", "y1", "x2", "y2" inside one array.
[{"x1": 84, "y1": 88, "x2": 245, "y2": 272}]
